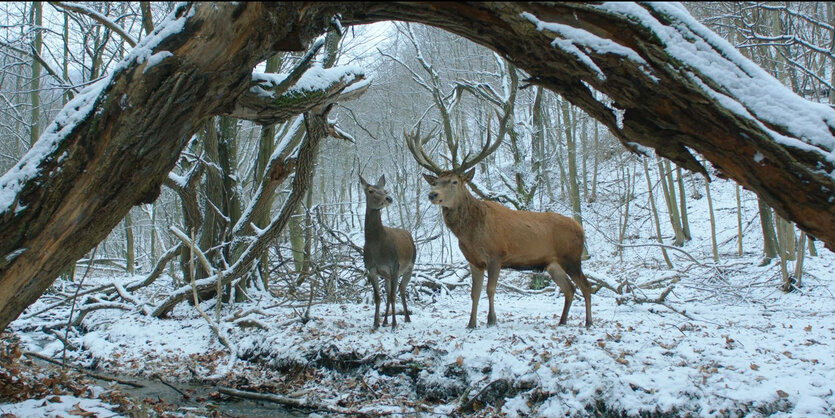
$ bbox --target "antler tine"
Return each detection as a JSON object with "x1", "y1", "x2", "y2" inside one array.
[
  {"x1": 459, "y1": 116, "x2": 503, "y2": 173},
  {"x1": 404, "y1": 123, "x2": 444, "y2": 174}
]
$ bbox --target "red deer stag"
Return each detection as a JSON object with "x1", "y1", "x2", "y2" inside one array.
[
  {"x1": 405, "y1": 126, "x2": 592, "y2": 328},
  {"x1": 359, "y1": 174, "x2": 416, "y2": 329}
]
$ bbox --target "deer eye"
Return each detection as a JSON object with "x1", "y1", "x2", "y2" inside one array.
[{"x1": 452, "y1": 181, "x2": 458, "y2": 185}]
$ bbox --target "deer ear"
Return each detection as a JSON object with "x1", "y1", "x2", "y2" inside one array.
[
  {"x1": 422, "y1": 173, "x2": 438, "y2": 186},
  {"x1": 358, "y1": 174, "x2": 368, "y2": 187},
  {"x1": 463, "y1": 168, "x2": 476, "y2": 182},
  {"x1": 377, "y1": 175, "x2": 386, "y2": 188}
]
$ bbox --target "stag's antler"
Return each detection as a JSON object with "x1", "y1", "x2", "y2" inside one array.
[
  {"x1": 405, "y1": 117, "x2": 504, "y2": 175},
  {"x1": 458, "y1": 117, "x2": 502, "y2": 173},
  {"x1": 404, "y1": 122, "x2": 444, "y2": 174}
]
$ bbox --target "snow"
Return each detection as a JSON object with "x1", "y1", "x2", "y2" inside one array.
[
  {"x1": 142, "y1": 51, "x2": 173, "y2": 73},
  {"x1": 519, "y1": 10, "x2": 605, "y2": 83},
  {"x1": 166, "y1": 172, "x2": 187, "y2": 189},
  {"x1": 4, "y1": 2, "x2": 835, "y2": 415},
  {"x1": 0, "y1": 3, "x2": 194, "y2": 216},
  {"x1": 116, "y1": 3, "x2": 192, "y2": 74},
  {"x1": 594, "y1": 2, "x2": 835, "y2": 173},
  {"x1": 9, "y1": 165, "x2": 835, "y2": 415},
  {"x1": 250, "y1": 64, "x2": 366, "y2": 99},
  {"x1": 0, "y1": 396, "x2": 121, "y2": 418},
  {"x1": 0, "y1": 78, "x2": 108, "y2": 215},
  {"x1": 521, "y1": 3, "x2": 835, "y2": 176},
  {"x1": 521, "y1": 11, "x2": 657, "y2": 82}
]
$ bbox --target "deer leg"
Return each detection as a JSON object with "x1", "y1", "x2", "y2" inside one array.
[
  {"x1": 400, "y1": 268, "x2": 413, "y2": 323},
  {"x1": 486, "y1": 262, "x2": 500, "y2": 326},
  {"x1": 368, "y1": 272, "x2": 381, "y2": 329},
  {"x1": 387, "y1": 274, "x2": 398, "y2": 329},
  {"x1": 468, "y1": 264, "x2": 485, "y2": 329},
  {"x1": 547, "y1": 263, "x2": 575, "y2": 325},
  {"x1": 382, "y1": 275, "x2": 390, "y2": 327},
  {"x1": 571, "y1": 269, "x2": 593, "y2": 328}
]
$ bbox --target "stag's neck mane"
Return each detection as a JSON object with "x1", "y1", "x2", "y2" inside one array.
[{"x1": 441, "y1": 188, "x2": 486, "y2": 237}]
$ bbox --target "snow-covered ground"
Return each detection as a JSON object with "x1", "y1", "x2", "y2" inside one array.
[
  {"x1": 4, "y1": 167, "x2": 835, "y2": 417},
  {"x1": 0, "y1": 395, "x2": 120, "y2": 418}
]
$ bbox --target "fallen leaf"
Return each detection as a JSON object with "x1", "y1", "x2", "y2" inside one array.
[
  {"x1": 749, "y1": 363, "x2": 759, "y2": 371},
  {"x1": 804, "y1": 325, "x2": 812, "y2": 332},
  {"x1": 69, "y1": 402, "x2": 96, "y2": 417},
  {"x1": 776, "y1": 389, "x2": 789, "y2": 398},
  {"x1": 456, "y1": 356, "x2": 463, "y2": 367}
]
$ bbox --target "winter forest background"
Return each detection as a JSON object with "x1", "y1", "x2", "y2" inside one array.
[{"x1": 1, "y1": 2, "x2": 834, "y2": 417}]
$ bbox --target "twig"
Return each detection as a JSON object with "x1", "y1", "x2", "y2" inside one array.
[
  {"x1": 152, "y1": 373, "x2": 190, "y2": 399},
  {"x1": 23, "y1": 350, "x2": 145, "y2": 388},
  {"x1": 21, "y1": 243, "x2": 181, "y2": 319},
  {"x1": 218, "y1": 386, "x2": 357, "y2": 415},
  {"x1": 616, "y1": 243, "x2": 707, "y2": 267},
  {"x1": 621, "y1": 286, "x2": 693, "y2": 319},
  {"x1": 64, "y1": 245, "x2": 98, "y2": 367},
  {"x1": 174, "y1": 227, "x2": 231, "y2": 349}
]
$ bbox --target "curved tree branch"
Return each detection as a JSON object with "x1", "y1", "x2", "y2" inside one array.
[{"x1": 1, "y1": 2, "x2": 834, "y2": 332}]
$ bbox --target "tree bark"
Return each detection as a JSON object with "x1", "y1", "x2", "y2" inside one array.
[
  {"x1": 339, "y1": 2, "x2": 835, "y2": 249},
  {"x1": 29, "y1": 1, "x2": 43, "y2": 147},
  {"x1": 2, "y1": 2, "x2": 835, "y2": 331},
  {"x1": 0, "y1": 3, "x2": 364, "y2": 331}
]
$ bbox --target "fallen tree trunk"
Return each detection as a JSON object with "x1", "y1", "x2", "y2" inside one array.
[
  {"x1": 338, "y1": 2, "x2": 835, "y2": 250},
  {"x1": 2, "y1": 2, "x2": 834, "y2": 332},
  {"x1": 0, "y1": 3, "x2": 365, "y2": 331}
]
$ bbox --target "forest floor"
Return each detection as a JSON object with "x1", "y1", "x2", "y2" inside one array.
[
  {"x1": 3, "y1": 249, "x2": 834, "y2": 417},
  {"x1": 3, "y1": 176, "x2": 835, "y2": 417}
]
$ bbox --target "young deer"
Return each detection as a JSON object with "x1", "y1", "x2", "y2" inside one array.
[
  {"x1": 406, "y1": 126, "x2": 592, "y2": 329},
  {"x1": 359, "y1": 174, "x2": 416, "y2": 329}
]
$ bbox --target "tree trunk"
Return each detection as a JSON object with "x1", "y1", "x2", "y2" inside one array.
[
  {"x1": 617, "y1": 163, "x2": 632, "y2": 260},
  {"x1": 676, "y1": 166, "x2": 691, "y2": 241},
  {"x1": 253, "y1": 53, "x2": 282, "y2": 290},
  {"x1": 705, "y1": 176, "x2": 719, "y2": 263},
  {"x1": 561, "y1": 100, "x2": 582, "y2": 226},
  {"x1": 643, "y1": 158, "x2": 673, "y2": 268},
  {"x1": 759, "y1": 199, "x2": 778, "y2": 261},
  {"x1": 736, "y1": 184, "x2": 743, "y2": 256},
  {"x1": 28, "y1": 1, "x2": 43, "y2": 148},
  {"x1": 151, "y1": 108, "x2": 332, "y2": 318},
  {"x1": 0, "y1": 3, "x2": 366, "y2": 331},
  {"x1": 2, "y1": 2, "x2": 835, "y2": 332},
  {"x1": 657, "y1": 159, "x2": 685, "y2": 246},
  {"x1": 795, "y1": 231, "x2": 807, "y2": 288},
  {"x1": 829, "y1": 3, "x2": 835, "y2": 105},
  {"x1": 124, "y1": 211, "x2": 135, "y2": 275},
  {"x1": 139, "y1": 2, "x2": 154, "y2": 36},
  {"x1": 589, "y1": 120, "x2": 599, "y2": 203}
]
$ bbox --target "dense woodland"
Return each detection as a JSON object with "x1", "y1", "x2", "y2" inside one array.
[{"x1": 1, "y1": 2, "x2": 834, "y2": 416}]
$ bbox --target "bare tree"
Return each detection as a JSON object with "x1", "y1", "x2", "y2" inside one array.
[{"x1": 1, "y1": 2, "x2": 834, "y2": 332}]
